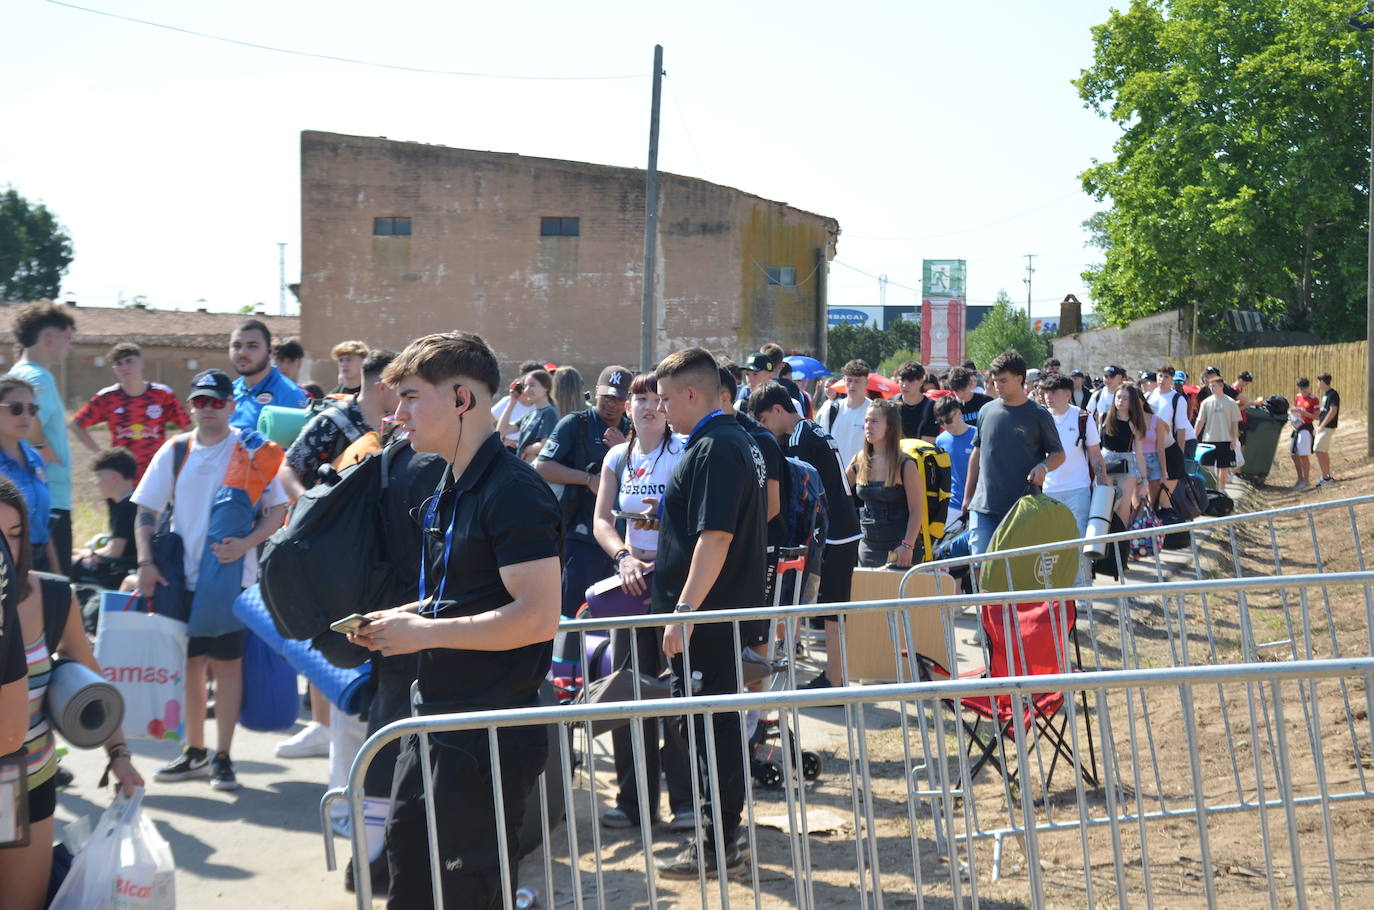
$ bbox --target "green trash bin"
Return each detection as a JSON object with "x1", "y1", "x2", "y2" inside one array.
[{"x1": 1239, "y1": 405, "x2": 1284, "y2": 479}]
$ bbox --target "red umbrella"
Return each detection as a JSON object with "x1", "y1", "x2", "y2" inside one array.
[{"x1": 830, "y1": 374, "x2": 901, "y2": 398}]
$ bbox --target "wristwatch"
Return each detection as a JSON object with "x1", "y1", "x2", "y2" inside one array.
[{"x1": 673, "y1": 603, "x2": 695, "y2": 614}]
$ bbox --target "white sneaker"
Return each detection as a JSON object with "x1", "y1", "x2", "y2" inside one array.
[
  {"x1": 1293, "y1": 480, "x2": 1310, "y2": 491},
  {"x1": 274, "y1": 721, "x2": 330, "y2": 759}
]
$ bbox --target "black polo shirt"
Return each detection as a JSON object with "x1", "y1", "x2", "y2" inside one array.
[
  {"x1": 418, "y1": 432, "x2": 562, "y2": 711},
  {"x1": 652, "y1": 414, "x2": 767, "y2": 614},
  {"x1": 736, "y1": 411, "x2": 786, "y2": 550}
]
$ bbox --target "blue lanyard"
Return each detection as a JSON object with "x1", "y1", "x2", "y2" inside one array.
[
  {"x1": 418, "y1": 489, "x2": 461, "y2": 617},
  {"x1": 688, "y1": 410, "x2": 724, "y2": 443}
]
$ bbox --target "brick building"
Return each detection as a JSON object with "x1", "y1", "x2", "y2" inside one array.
[
  {"x1": 0, "y1": 301, "x2": 300, "y2": 408},
  {"x1": 298, "y1": 131, "x2": 839, "y2": 384}
]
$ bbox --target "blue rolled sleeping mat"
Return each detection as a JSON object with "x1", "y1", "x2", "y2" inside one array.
[{"x1": 232, "y1": 585, "x2": 372, "y2": 716}]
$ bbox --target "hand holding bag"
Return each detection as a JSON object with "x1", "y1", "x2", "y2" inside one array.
[
  {"x1": 1128, "y1": 505, "x2": 1165, "y2": 560},
  {"x1": 49, "y1": 787, "x2": 176, "y2": 910},
  {"x1": 94, "y1": 592, "x2": 187, "y2": 743}
]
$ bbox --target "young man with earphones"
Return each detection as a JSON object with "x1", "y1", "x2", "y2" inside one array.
[{"x1": 348, "y1": 332, "x2": 562, "y2": 910}]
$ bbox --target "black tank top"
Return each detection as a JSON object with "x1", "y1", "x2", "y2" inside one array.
[{"x1": 1101, "y1": 417, "x2": 1136, "y2": 453}]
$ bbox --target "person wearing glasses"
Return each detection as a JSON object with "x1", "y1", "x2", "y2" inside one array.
[
  {"x1": 133, "y1": 369, "x2": 289, "y2": 792},
  {"x1": 0, "y1": 376, "x2": 58, "y2": 572},
  {"x1": 933, "y1": 396, "x2": 976, "y2": 516}
]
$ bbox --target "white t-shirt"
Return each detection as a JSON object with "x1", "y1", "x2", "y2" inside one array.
[
  {"x1": 491, "y1": 395, "x2": 532, "y2": 443},
  {"x1": 132, "y1": 428, "x2": 288, "y2": 589},
  {"x1": 608, "y1": 435, "x2": 686, "y2": 552},
  {"x1": 1148, "y1": 389, "x2": 1195, "y2": 442},
  {"x1": 1044, "y1": 407, "x2": 1100, "y2": 493},
  {"x1": 818, "y1": 397, "x2": 869, "y2": 473}
]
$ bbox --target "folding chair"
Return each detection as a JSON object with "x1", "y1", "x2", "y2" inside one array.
[{"x1": 918, "y1": 599, "x2": 1098, "y2": 792}]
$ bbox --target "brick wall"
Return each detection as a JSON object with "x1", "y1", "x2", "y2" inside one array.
[{"x1": 299, "y1": 132, "x2": 837, "y2": 385}]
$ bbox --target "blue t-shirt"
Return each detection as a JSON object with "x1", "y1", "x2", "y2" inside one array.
[
  {"x1": 230, "y1": 366, "x2": 308, "y2": 432},
  {"x1": 0, "y1": 441, "x2": 51, "y2": 545},
  {"x1": 936, "y1": 426, "x2": 977, "y2": 514},
  {"x1": 8, "y1": 361, "x2": 70, "y2": 510}
]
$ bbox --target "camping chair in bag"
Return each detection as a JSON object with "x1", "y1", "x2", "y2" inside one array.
[{"x1": 917, "y1": 599, "x2": 1098, "y2": 792}]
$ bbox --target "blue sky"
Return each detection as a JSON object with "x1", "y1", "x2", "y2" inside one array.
[{"x1": 4, "y1": 1, "x2": 1123, "y2": 324}]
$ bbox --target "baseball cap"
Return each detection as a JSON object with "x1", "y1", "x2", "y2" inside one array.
[
  {"x1": 1238, "y1": 370, "x2": 1254, "y2": 382},
  {"x1": 595, "y1": 365, "x2": 633, "y2": 400},
  {"x1": 1173, "y1": 370, "x2": 1187, "y2": 384},
  {"x1": 743, "y1": 353, "x2": 773, "y2": 372},
  {"x1": 1203, "y1": 364, "x2": 1222, "y2": 377},
  {"x1": 1103, "y1": 365, "x2": 1125, "y2": 378},
  {"x1": 1026, "y1": 368, "x2": 1042, "y2": 382},
  {"x1": 189, "y1": 369, "x2": 234, "y2": 400},
  {"x1": 1070, "y1": 368, "x2": 1085, "y2": 377},
  {"x1": 1139, "y1": 370, "x2": 1157, "y2": 382}
]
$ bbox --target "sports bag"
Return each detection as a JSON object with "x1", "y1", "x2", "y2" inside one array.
[
  {"x1": 259, "y1": 444, "x2": 395, "y2": 640},
  {"x1": 1155, "y1": 488, "x2": 1192, "y2": 551},
  {"x1": 981, "y1": 493, "x2": 1080, "y2": 594},
  {"x1": 1203, "y1": 488, "x2": 1235, "y2": 517},
  {"x1": 1170, "y1": 473, "x2": 1206, "y2": 521}
]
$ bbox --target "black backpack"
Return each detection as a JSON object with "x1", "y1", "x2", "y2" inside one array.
[{"x1": 259, "y1": 444, "x2": 396, "y2": 640}]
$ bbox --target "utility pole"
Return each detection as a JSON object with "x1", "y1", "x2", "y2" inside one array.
[
  {"x1": 277, "y1": 242, "x2": 287, "y2": 316},
  {"x1": 1351, "y1": 9, "x2": 1374, "y2": 456},
  {"x1": 879, "y1": 274, "x2": 888, "y2": 309},
  {"x1": 1023, "y1": 254, "x2": 1037, "y2": 323},
  {"x1": 640, "y1": 45, "x2": 664, "y2": 373}
]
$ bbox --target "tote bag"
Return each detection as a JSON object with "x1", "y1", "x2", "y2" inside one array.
[{"x1": 94, "y1": 593, "x2": 187, "y2": 743}]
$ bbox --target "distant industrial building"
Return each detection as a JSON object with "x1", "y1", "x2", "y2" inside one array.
[{"x1": 298, "y1": 131, "x2": 839, "y2": 383}]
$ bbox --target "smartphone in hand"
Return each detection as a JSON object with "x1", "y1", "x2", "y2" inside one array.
[{"x1": 329, "y1": 613, "x2": 372, "y2": 636}]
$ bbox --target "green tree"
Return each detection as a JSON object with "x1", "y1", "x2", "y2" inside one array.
[
  {"x1": 0, "y1": 188, "x2": 73, "y2": 301},
  {"x1": 966, "y1": 291, "x2": 1049, "y2": 369},
  {"x1": 1075, "y1": 0, "x2": 1370, "y2": 341}
]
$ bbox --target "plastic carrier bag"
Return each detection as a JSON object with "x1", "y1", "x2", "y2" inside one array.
[
  {"x1": 94, "y1": 594, "x2": 187, "y2": 743},
  {"x1": 50, "y1": 787, "x2": 175, "y2": 910}
]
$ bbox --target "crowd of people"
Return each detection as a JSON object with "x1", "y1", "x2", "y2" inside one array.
[{"x1": 0, "y1": 300, "x2": 1347, "y2": 908}]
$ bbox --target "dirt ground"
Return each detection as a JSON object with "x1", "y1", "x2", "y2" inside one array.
[{"x1": 518, "y1": 418, "x2": 1374, "y2": 910}]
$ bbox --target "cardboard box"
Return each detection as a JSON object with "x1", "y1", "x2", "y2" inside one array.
[{"x1": 841, "y1": 569, "x2": 955, "y2": 682}]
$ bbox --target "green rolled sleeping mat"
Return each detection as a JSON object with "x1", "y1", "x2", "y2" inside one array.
[{"x1": 258, "y1": 405, "x2": 311, "y2": 448}]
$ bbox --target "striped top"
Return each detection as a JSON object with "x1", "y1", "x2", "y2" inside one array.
[{"x1": 23, "y1": 628, "x2": 55, "y2": 790}]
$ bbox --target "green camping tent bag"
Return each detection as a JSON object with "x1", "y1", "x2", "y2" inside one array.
[{"x1": 980, "y1": 493, "x2": 1081, "y2": 595}]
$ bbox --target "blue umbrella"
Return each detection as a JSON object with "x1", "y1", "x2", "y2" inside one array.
[{"x1": 784, "y1": 355, "x2": 831, "y2": 380}]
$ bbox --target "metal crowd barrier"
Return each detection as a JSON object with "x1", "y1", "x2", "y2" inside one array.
[
  {"x1": 322, "y1": 566, "x2": 1374, "y2": 909},
  {"x1": 324, "y1": 654, "x2": 1374, "y2": 909}
]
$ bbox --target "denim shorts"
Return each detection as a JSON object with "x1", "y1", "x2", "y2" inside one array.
[{"x1": 1142, "y1": 452, "x2": 1162, "y2": 482}]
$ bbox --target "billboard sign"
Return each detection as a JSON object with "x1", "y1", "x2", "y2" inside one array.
[
  {"x1": 827, "y1": 307, "x2": 881, "y2": 327},
  {"x1": 921, "y1": 259, "x2": 967, "y2": 370},
  {"x1": 1032, "y1": 318, "x2": 1059, "y2": 336}
]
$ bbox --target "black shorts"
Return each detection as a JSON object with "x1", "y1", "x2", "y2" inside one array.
[
  {"x1": 1162, "y1": 442, "x2": 1185, "y2": 481},
  {"x1": 188, "y1": 630, "x2": 246, "y2": 661},
  {"x1": 814, "y1": 540, "x2": 859, "y2": 624},
  {"x1": 1200, "y1": 442, "x2": 1235, "y2": 468},
  {"x1": 28, "y1": 774, "x2": 56, "y2": 824}
]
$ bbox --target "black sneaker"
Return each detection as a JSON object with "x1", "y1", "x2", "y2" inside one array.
[
  {"x1": 800, "y1": 673, "x2": 833, "y2": 690},
  {"x1": 344, "y1": 853, "x2": 391, "y2": 898},
  {"x1": 154, "y1": 747, "x2": 209, "y2": 782},
  {"x1": 210, "y1": 752, "x2": 240, "y2": 791},
  {"x1": 656, "y1": 843, "x2": 747, "y2": 880},
  {"x1": 53, "y1": 763, "x2": 75, "y2": 788}
]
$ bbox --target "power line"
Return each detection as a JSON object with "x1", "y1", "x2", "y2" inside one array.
[
  {"x1": 842, "y1": 191, "x2": 1082, "y2": 242},
  {"x1": 45, "y1": 0, "x2": 648, "y2": 80},
  {"x1": 831, "y1": 260, "x2": 919, "y2": 292},
  {"x1": 664, "y1": 75, "x2": 709, "y2": 181}
]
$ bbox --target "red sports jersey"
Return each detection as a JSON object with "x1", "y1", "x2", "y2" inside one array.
[{"x1": 74, "y1": 383, "x2": 191, "y2": 478}]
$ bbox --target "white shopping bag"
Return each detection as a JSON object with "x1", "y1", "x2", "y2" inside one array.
[
  {"x1": 50, "y1": 788, "x2": 176, "y2": 910},
  {"x1": 94, "y1": 604, "x2": 187, "y2": 743}
]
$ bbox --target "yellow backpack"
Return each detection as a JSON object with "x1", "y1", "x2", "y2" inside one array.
[{"x1": 898, "y1": 438, "x2": 953, "y2": 560}]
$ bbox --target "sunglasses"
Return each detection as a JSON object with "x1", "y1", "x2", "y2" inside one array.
[
  {"x1": 2, "y1": 402, "x2": 38, "y2": 417},
  {"x1": 189, "y1": 396, "x2": 228, "y2": 410}
]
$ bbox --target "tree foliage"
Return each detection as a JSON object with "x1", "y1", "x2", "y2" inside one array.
[
  {"x1": 1075, "y1": 0, "x2": 1370, "y2": 341},
  {"x1": 0, "y1": 188, "x2": 73, "y2": 301},
  {"x1": 966, "y1": 291, "x2": 1049, "y2": 369},
  {"x1": 826, "y1": 318, "x2": 919, "y2": 372}
]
